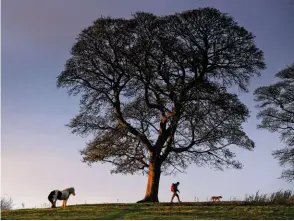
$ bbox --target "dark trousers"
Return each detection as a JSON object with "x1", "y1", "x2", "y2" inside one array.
[{"x1": 171, "y1": 192, "x2": 181, "y2": 202}]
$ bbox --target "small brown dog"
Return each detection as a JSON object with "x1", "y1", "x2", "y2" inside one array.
[{"x1": 211, "y1": 196, "x2": 222, "y2": 202}]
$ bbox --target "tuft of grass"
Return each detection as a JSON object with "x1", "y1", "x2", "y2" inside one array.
[{"x1": 244, "y1": 190, "x2": 294, "y2": 204}]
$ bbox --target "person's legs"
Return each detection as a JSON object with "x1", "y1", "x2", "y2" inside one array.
[
  {"x1": 176, "y1": 193, "x2": 181, "y2": 203},
  {"x1": 171, "y1": 192, "x2": 176, "y2": 202}
]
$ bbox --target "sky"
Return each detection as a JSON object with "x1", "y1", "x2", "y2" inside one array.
[{"x1": 1, "y1": 0, "x2": 294, "y2": 209}]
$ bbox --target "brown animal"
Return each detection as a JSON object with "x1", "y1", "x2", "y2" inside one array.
[{"x1": 211, "y1": 196, "x2": 222, "y2": 202}]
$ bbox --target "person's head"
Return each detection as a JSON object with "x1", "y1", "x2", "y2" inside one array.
[{"x1": 176, "y1": 182, "x2": 180, "y2": 185}]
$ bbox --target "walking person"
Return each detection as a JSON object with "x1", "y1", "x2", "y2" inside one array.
[{"x1": 170, "y1": 182, "x2": 181, "y2": 203}]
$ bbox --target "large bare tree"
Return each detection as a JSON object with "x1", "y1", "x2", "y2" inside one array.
[
  {"x1": 255, "y1": 63, "x2": 294, "y2": 182},
  {"x1": 57, "y1": 8, "x2": 265, "y2": 202}
]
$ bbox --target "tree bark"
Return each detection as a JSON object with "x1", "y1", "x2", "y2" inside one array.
[{"x1": 137, "y1": 155, "x2": 162, "y2": 203}]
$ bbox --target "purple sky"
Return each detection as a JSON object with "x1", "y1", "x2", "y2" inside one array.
[{"x1": 2, "y1": 0, "x2": 294, "y2": 208}]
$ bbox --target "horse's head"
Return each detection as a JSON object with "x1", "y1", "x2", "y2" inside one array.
[{"x1": 68, "y1": 187, "x2": 76, "y2": 196}]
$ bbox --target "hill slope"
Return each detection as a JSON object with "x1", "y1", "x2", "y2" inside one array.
[{"x1": 1, "y1": 202, "x2": 294, "y2": 220}]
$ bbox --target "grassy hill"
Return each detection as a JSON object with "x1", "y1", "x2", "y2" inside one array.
[{"x1": 2, "y1": 202, "x2": 294, "y2": 220}]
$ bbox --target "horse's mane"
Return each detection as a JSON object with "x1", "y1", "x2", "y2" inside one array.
[{"x1": 64, "y1": 187, "x2": 75, "y2": 194}]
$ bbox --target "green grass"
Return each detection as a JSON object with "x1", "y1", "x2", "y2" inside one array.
[
  {"x1": 2, "y1": 202, "x2": 294, "y2": 220},
  {"x1": 245, "y1": 190, "x2": 294, "y2": 204}
]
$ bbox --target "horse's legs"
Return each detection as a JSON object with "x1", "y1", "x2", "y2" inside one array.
[
  {"x1": 48, "y1": 197, "x2": 55, "y2": 208},
  {"x1": 49, "y1": 200, "x2": 54, "y2": 208},
  {"x1": 52, "y1": 200, "x2": 57, "y2": 208},
  {"x1": 62, "y1": 200, "x2": 67, "y2": 208}
]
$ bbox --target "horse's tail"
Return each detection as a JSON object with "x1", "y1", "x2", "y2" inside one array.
[{"x1": 48, "y1": 191, "x2": 54, "y2": 203}]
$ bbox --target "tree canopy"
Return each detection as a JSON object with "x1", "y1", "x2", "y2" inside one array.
[
  {"x1": 57, "y1": 7, "x2": 265, "y2": 201},
  {"x1": 255, "y1": 63, "x2": 294, "y2": 182}
]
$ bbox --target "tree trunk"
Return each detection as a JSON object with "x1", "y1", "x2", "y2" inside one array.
[{"x1": 137, "y1": 157, "x2": 161, "y2": 203}]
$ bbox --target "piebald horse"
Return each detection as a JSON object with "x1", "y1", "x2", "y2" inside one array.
[{"x1": 48, "y1": 187, "x2": 75, "y2": 208}]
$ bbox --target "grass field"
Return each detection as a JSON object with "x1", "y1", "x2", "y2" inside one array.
[{"x1": 2, "y1": 202, "x2": 294, "y2": 220}]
